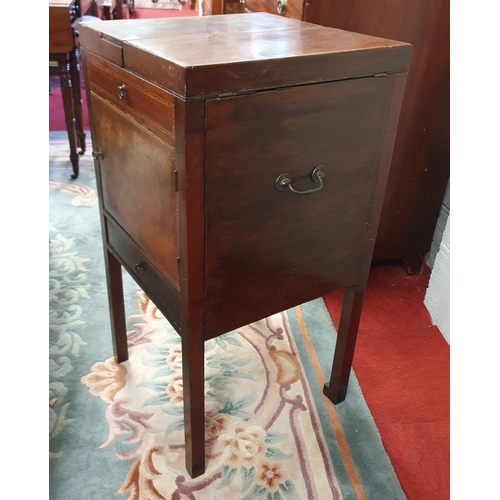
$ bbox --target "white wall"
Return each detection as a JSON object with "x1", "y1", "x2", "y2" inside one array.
[{"x1": 424, "y1": 182, "x2": 450, "y2": 343}]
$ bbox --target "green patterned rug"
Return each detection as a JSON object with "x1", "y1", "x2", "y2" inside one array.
[{"x1": 49, "y1": 131, "x2": 406, "y2": 500}]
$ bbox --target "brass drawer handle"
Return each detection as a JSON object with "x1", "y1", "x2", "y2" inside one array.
[
  {"x1": 118, "y1": 84, "x2": 127, "y2": 100},
  {"x1": 275, "y1": 165, "x2": 326, "y2": 195},
  {"x1": 277, "y1": 0, "x2": 287, "y2": 14}
]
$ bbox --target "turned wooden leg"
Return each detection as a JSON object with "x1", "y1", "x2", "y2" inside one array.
[
  {"x1": 181, "y1": 330, "x2": 206, "y2": 478},
  {"x1": 69, "y1": 47, "x2": 86, "y2": 156},
  {"x1": 323, "y1": 285, "x2": 365, "y2": 404},
  {"x1": 57, "y1": 55, "x2": 80, "y2": 180},
  {"x1": 87, "y1": 0, "x2": 99, "y2": 16},
  {"x1": 114, "y1": 0, "x2": 124, "y2": 19},
  {"x1": 102, "y1": 2, "x2": 112, "y2": 19},
  {"x1": 104, "y1": 249, "x2": 129, "y2": 363}
]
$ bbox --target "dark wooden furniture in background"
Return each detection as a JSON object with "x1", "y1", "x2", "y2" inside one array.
[
  {"x1": 49, "y1": 0, "x2": 94, "y2": 179},
  {"x1": 49, "y1": 0, "x2": 131, "y2": 179},
  {"x1": 79, "y1": 13, "x2": 411, "y2": 478},
  {"x1": 203, "y1": 0, "x2": 245, "y2": 14},
  {"x1": 101, "y1": 0, "x2": 133, "y2": 20},
  {"x1": 231, "y1": 0, "x2": 450, "y2": 274}
]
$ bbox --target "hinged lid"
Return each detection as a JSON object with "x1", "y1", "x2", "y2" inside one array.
[{"x1": 79, "y1": 13, "x2": 411, "y2": 99}]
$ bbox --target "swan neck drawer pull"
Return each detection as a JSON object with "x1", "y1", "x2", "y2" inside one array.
[{"x1": 275, "y1": 165, "x2": 326, "y2": 195}]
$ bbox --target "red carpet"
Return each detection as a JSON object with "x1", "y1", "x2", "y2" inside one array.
[{"x1": 324, "y1": 264, "x2": 450, "y2": 500}]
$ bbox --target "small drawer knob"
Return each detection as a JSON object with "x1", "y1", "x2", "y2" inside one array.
[
  {"x1": 134, "y1": 262, "x2": 143, "y2": 272},
  {"x1": 118, "y1": 84, "x2": 127, "y2": 100},
  {"x1": 277, "y1": 0, "x2": 287, "y2": 14}
]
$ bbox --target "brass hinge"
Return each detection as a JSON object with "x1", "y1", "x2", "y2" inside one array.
[
  {"x1": 173, "y1": 170, "x2": 178, "y2": 191},
  {"x1": 92, "y1": 148, "x2": 104, "y2": 160},
  {"x1": 177, "y1": 256, "x2": 180, "y2": 275}
]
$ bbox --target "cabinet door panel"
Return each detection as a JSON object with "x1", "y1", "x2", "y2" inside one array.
[
  {"x1": 205, "y1": 76, "x2": 393, "y2": 336},
  {"x1": 91, "y1": 93, "x2": 179, "y2": 288}
]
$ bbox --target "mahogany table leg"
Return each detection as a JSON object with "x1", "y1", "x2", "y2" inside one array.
[
  {"x1": 86, "y1": 0, "x2": 99, "y2": 16},
  {"x1": 57, "y1": 55, "x2": 79, "y2": 180},
  {"x1": 114, "y1": 0, "x2": 124, "y2": 19},
  {"x1": 70, "y1": 47, "x2": 86, "y2": 156},
  {"x1": 181, "y1": 331, "x2": 206, "y2": 478},
  {"x1": 323, "y1": 285, "x2": 365, "y2": 404},
  {"x1": 102, "y1": 2, "x2": 112, "y2": 19},
  {"x1": 105, "y1": 249, "x2": 129, "y2": 363}
]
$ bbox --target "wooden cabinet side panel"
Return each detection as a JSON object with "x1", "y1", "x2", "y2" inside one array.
[{"x1": 204, "y1": 77, "x2": 394, "y2": 336}]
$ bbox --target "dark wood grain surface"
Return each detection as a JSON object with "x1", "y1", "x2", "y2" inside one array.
[
  {"x1": 174, "y1": 98, "x2": 208, "y2": 477},
  {"x1": 49, "y1": 0, "x2": 96, "y2": 53},
  {"x1": 304, "y1": 0, "x2": 450, "y2": 272},
  {"x1": 79, "y1": 13, "x2": 410, "y2": 98},
  {"x1": 86, "y1": 52, "x2": 176, "y2": 146},
  {"x1": 242, "y1": 0, "x2": 449, "y2": 272},
  {"x1": 80, "y1": 13, "x2": 411, "y2": 478},
  {"x1": 125, "y1": 28, "x2": 409, "y2": 98},
  {"x1": 105, "y1": 215, "x2": 182, "y2": 331},
  {"x1": 49, "y1": 1, "x2": 75, "y2": 54},
  {"x1": 204, "y1": 75, "x2": 395, "y2": 337},
  {"x1": 325, "y1": 71, "x2": 408, "y2": 403},
  {"x1": 80, "y1": 12, "x2": 313, "y2": 44},
  {"x1": 90, "y1": 94, "x2": 180, "y2": 287},
  {"x1": 245, "y1": 0, "x2": 304, "y2": 19}
]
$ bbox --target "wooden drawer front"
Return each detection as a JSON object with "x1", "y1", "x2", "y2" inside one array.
[
  {"x1": 205, "y1": 76, "x2": 394, "y2": 336},
  {"x1": 49, "y1": 6, "x2": 74, "y2": 54},
  {"x1": 92, "y1": 93, "x2": 180, "y2": 288},
  {"x1": 106, "y1": 216, "x2": 181, "y2": 332},
  {"x1": 86, "y1": 52, "x2": 175, "y2": 146},
  {"x1": 245, "y1": 0, "x2": 304, "y2": 20}
]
